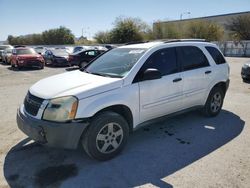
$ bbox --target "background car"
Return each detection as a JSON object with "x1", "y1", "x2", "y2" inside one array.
[
  {"x1": 241, "y1": 62, "x2": 250, "y2": 82},
  {"x1": 69, "y1": 49, "x2": 106, "y2": 68},
  {"x1": 34, "y1": 46, "x2": 47, "y2": 55},
  {"x1": 0, "y1": 45, "x2": 13, "y2": 62},
  {"x1": 43, "y1": 49, "x2": 70, "y2": 67},
  {"x1": 11, "y1": 47, "x2": 44, "y2": 70},
  {"x1": 2, "y1": 48, "x2": 13, "y2": 64}
]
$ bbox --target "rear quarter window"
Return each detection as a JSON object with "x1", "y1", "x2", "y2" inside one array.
[{"x1": 205, "y1": 46, "x2": 226, "y2": 65}]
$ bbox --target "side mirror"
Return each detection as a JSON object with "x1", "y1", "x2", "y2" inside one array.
[{"x1": 142, "y1": 68, "x2": 162, "y2": 81}]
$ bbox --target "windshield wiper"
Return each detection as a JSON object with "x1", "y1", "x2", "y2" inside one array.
[
  {"x1": 91, "y1": 72, "x2": 112, "y2": 77},
  {"x1": 82, "y1": 69, "x2": 122, "y2": 78}
]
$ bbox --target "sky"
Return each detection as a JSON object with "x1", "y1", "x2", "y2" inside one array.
[{"x1": 0, "y1": 0, "x2": 249, "y2": 41}]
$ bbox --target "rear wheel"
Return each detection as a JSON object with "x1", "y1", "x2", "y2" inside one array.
[
  {"x1": 82, "y1": 111, "x2": 129, "y2": 161},
  {"x1": 203, "y1": 87, "x2": 224, "y2": 117}
]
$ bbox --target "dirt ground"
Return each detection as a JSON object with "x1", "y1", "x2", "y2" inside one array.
[{"x1": 0, "y1": 57, "x2": 250, "y2": 188}]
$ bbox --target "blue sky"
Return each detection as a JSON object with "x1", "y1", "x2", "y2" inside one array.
[{"x1": 0, "y1": 0, "x2": 249, "y2": 40}]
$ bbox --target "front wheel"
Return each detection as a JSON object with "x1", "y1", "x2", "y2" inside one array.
[
  {"x1": 203, "y1": 87, "x2": 224, "y2": 117},
  {"x1": 82, "y1": 111, "x2": 129, "y2": 161}
]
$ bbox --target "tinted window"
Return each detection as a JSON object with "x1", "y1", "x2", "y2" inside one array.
[
  {"x1": 140, "y1": 47, "x2": 178, "y2": 76},
  {"x1": 85, "y1": 51, "x2": 96, "y2": 56},
  {"x1": 177, "y1": 46, "x2": 209, "y2": 71},
  {"x1": 206, "y1": 46, "x2": 226, "y2": 65}
]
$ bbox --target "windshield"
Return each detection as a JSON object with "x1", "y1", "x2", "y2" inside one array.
[
  {"x1": 52, "y1": 50, "x2": 68, "y2": 56},
  {"x1": 16, "y1": 48, "x2": 36, "y2": 55},
  {"x1": 6, "y1": 49, "x2": 12, "y2": 53},
  {"x1": 85, "y1": 48, "x2": 146, "y2": 78},
  {"x1": 0, "y1": 46, "x2": 11, "y2": 50}
]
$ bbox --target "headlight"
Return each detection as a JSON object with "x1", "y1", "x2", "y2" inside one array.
[{"x1": 42, "y1": 96, "x2": 78, "y2": 122}]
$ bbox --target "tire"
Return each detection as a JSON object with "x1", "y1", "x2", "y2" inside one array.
[
  {"x1": 242, "y1": 78, "x2": 248, "y2": 83},
  {"x1": 16, "y1": 62, "x2": 22, "y2": 70},
  {"x1": 40, "y1": 63, "x2": 44, "y2": 69},
  {"x1": 82, "y1": 111, "x2": 129, "y2": 161},
  {"x1": 203, "y1": 87, "x2": 224, "y2": 117}
]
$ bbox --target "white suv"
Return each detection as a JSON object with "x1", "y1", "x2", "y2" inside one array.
[{"x1": 17, "y1": 40, "x2": 230, "y2": 160}]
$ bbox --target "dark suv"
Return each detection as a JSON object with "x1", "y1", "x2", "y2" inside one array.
[{"x1": 69, "y1": 49, "x2": 106, "y2": 68}]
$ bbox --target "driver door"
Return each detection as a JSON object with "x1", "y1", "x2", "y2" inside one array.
[{"x1": 135, "y1": 47, "x2": 183, "y2": 123}]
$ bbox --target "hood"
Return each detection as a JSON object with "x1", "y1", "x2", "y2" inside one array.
[{"x1": 29, "y1": 70, "x2": 122, "y2": 99}]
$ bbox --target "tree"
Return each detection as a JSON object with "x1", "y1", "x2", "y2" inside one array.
[
  {"x1": 42, "y1": 26, "x2": 74, "y2": 45},
  {"x1": 153, "y1": 22, "x2": 164, "y2": 39},
  {"x1": 227, "y1": 15, "x2": 250, "y2": 40},
  {"x1": 93, "y1": 17, "x2": 152, "y2": 44},
  {"x1": 7, "y1": 26, "x2": 75, "y2": 45},
  {"x1": 109, "y1": 17, "x2": 144, "y2": 43},
  {"x1": 94, "y1": 31, "x2": 111, "y2": 44},
  {"x1": 186, "y1": 20, "x2": 224, "y2": 41}
]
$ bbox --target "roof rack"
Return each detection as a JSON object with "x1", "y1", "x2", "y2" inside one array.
[
  {"x1": 125, "y1": 41, "x2": 149, "y2": 45},
  {"x1": 163, "y1": 39, "x2": 208, "y2": 43}
]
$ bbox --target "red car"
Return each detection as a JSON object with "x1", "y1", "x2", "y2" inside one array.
[{"x1": 11, "y1": 48, "x2": 45, "y2": 70}]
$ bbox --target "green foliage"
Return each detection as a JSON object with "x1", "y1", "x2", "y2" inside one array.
[
  {"x1": 94, "y1": 17, "x2": 153, "y2": 44},
  {"x1": 42, "y1": 26, "x2": 74, "y2": 45},
  {"x1": 162, "y1": 23, "x2": 180, "y2": 39},
  {"x1": 75, "y1": 37, "x2": 94, "y2": 45},
  {"x1": 227, "y1": 15, "x2": 250, "y2": 40},
  {"x1": 153, "y1": 22, "x2": 164, "y2": 39},
  {"x1": 7, "y1": 26, "x2": 75, "y2": 45},
  {"x1": 186, "y1": 20, "x2": 224, "y2": 41},
  {"x1": 110, "y1": 18, "x2": 142, "y2": 43},
  {"x1": 94, "y1": 31, "x2": 112, "y2": 44}
]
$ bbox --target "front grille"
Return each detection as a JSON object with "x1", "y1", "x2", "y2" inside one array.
[
  {"x1": 24, "y1": 92, "x2": 44, "y2": 116},
  {"x1": 25, "y1": 60, "x2": 42, "y2": 67}
]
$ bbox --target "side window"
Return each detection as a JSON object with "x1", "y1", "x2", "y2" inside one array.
[
  {"x1": 86, "y1": 51, "x2": 96, "y2": 56},
  {"x1": 140, "y1": 47, "x2": 178, "y2": 76},
  {"x1": 205, "y1": 46, "x2": 226, "y2": 65},
  {"x1": 177, "y1": 46, "x2": 209, "y2": 71}
]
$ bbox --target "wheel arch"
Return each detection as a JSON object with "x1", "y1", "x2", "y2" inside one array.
[
  {"x1": 94, "y1": 104, "x2": 134, "y2": 133},
  {"x1": 212, "y1": 81, "x2": 228, "y2": 95}
]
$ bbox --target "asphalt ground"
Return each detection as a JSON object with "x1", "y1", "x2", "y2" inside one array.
[{"x1": 0, "y1": 57, "x2": 249, "y2": 188}]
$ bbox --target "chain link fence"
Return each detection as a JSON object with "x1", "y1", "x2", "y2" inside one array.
[{"x1": 214, "y1": 41, "x2": 250, "y2": 57}]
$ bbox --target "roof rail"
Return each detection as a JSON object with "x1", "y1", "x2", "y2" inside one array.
[
  {"x1": 125, "y1": 41, "x2": 149, "y2": 45},
  {"x1": 163, "y1": 39, "x2": 208, "y2": 43}
]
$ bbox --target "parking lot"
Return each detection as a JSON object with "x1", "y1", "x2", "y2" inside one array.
[{"x1": 0, "y1": 57, "x2": 250, "y2": 188}]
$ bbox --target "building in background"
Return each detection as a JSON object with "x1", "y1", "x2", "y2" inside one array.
[{"x1": 153, "y1": 11, "x2": 250, "y2": 40}]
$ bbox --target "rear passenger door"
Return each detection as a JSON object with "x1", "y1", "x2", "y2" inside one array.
[
  {"x1": 177, "y1": 46, "x2": 212, "y2": 108},
  {"x1": 136, "y1": 47, "x2": 183, "y2": 122}
]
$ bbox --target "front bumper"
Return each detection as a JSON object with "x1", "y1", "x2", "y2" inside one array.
[
  {"x1": 19, "y1": 60, "x2": 43, "y2": 68},
  {"x1": 53, "y1": 58, "x2": 69, "y2": 66},
  {"x1": 16, "y1": 106, "x2": 89, "y2": 149}
]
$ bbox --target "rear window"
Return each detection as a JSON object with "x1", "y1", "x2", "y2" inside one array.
[{"x1": 205, "y1": 46, "x2": 226, "y2": 65}]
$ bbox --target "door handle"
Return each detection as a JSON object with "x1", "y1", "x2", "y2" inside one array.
[
  {"x1": 173, "y1": 78, "x2": 182, "y2": 82},
  {"x1": 205, "y1": 70, "x2": 212, "y2": 74}
]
